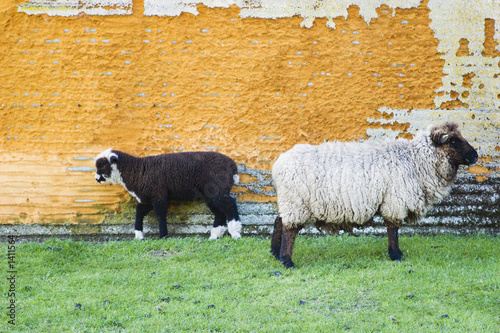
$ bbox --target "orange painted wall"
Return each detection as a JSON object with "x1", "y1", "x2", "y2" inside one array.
[{"x1": 0, "y1": 0, "x2": 498, "y2": 229}]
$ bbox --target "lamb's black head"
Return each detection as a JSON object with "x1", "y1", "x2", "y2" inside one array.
[
  {"x1": 95, "y1": 149, "x2": 120, "y2": 184},
  {"x1": 430, "y1": 121, "x2": 478, "y2": 166}
]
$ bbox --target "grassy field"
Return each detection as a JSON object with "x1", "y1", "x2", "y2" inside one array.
[{"x1": 1, "y1": 234, "x2": 498, "y2": 332}]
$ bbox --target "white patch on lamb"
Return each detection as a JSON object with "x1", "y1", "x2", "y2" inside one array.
[
  {"x1": 97, "y1": 160, "x2": 143, "y2": 204},
  {"x1": 134, "y1": 230, "x2": 144, "y2": 240},
  {"x1": 108, "y1": 164, "x2": 124, "y2": 185},
  {"x1": 227, "y1": 219, "x2": 242, "y2": 239},
  {"x1": 209, "y1": 226, "x2": 227, "y2": 240},
  {"x1": 127, "y1": 190, "x2": 142, "y2": 204},
  {"x1": 95, "y1": 148, "x2": 118, "y2": 162}
]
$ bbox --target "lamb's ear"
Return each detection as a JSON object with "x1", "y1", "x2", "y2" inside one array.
[{"x1": 109, "y1": 155, "x2": 119, "y2": 164}]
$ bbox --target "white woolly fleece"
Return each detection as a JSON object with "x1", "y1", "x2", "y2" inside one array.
[{"x1": 273, "y1": 133, "x2": 454, "y2": 228}]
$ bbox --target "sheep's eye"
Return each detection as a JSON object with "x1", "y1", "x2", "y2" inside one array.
[{"x1": 450, "y1": 138, "x2": 457, "y2": 145}]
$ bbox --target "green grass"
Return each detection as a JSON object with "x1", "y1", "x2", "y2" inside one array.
[{"x1": 1, "y1": 235, "x2": 498, "y2": 332}]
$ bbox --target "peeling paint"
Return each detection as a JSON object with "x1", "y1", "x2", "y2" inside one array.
[
  {"x1": 367, "y1": 106, "x2": 499, "y2": 190},
  {"x1": 236, "y1": 164, "x2": 275, "y2": 198},
  {"x1": 367, "y1": 107, "x2": 500, "y2": 164},
  {"x1": 143, "y1": 0, "x2": 421, "y2": 29},
  {"x1": 240, "y1": 0, "x2": 421, "y2": 29},
  {"x1": 18, "y1": 0, "x2": 133, "y2": 16},
  {"x1": 427, "y1": 0, "x2": 500, "y2": 109}
]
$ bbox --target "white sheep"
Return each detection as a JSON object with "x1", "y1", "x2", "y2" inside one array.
[{"x1": 271, "y1": 121, "x2": 478, "y2": 268}]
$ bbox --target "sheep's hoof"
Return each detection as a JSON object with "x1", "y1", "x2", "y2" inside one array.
[
  {"x1": 388, "y1": 249, "x2": 404, "y2": 262},
  {"x1": 280, "y1": 256, "x2": 296, "y2": 269}
]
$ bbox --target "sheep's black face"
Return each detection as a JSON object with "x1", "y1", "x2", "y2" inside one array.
[
  {"x1": 95, "y1": 149, "x2": 120, "y2": 184},
  {"x1": 95, "y1": 158, "x2": 112, "y2": 183},
  {"x1": 442, "y1": 134, "x2": 478, "y2": 166},
  {"x1": 430, "y1": 122, "x2": 478, "y2": 167}
]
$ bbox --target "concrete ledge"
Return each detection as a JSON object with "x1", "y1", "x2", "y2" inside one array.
[{"x1": 1, "y1": 218, "x2": 497, "y2": 243}]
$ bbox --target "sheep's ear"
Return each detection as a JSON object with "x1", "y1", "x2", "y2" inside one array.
[
  {"x1": 109, "y1": 155, "x2": 119, "y2": 164},
  {"x1": 439, "y1": 134, "x2": 449, "y2": 144},
  {"x1": 430, "y1": 129, "x2": 448, "y2": 145}
]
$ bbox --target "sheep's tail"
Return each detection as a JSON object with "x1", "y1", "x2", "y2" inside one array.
[{"x1": 233, "y1": 173, "x2": 240, "y2": 185}]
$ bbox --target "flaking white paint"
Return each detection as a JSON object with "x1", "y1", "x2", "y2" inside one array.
[
  {"x1": 18, "y1": 0, "x2": 132, "y2": 16},
  {"x1": 363, "y1": 0, "x2": 500, "y2": 169},
  {"x1": 143, "y1": 0, "x2": 421, "y2": 28},
  {"x1": 367, "y1": 107, "x2": 500, "y2": 169},
  {"x1": 239, "y1": 0, "x2": 421, "y2": 28},
  {"x1": 428, "y1": 0, "x2": 500, "y2": 109}
]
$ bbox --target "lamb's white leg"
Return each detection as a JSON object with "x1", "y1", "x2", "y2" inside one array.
[
  {"x1": 227, "y1": 220, "x2": 242, "y2": 240},
  {"x1": 134, "y1": 230, "x2": 144, "y2": 240},
  {"x1": 209, "y1": 226, "x2": 227, "y2": 240}
]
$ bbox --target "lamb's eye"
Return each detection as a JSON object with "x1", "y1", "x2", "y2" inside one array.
[{"x1": 450, "y1": 138, "x2": 457, "y2": 145}]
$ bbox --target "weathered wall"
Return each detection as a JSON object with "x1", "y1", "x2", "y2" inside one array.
[{"x1": 1, "y1": 0, "x2": 499, "y2": 239}]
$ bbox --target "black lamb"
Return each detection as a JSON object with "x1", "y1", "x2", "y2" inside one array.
[{"x1": 95, "y1": 149, "x2": 242, "y2": 240}]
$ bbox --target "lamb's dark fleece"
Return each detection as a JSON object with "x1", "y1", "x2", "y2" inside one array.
[{"x1": 95, "y1": 149, "x2": 242, "y2": 240}]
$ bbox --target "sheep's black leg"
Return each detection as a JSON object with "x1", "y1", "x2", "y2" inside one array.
[
  {"x1": 134, "y1": 204, "x2": 153, "y2": 240},
  {"x1": 208, "y1": 195, "x2": 240, "y2": 222},
  {"x1": 152, "y1": 199, "x2": 169, "y2": 239},
  {"x1": 270, "y1": 215, "x2": 283, "y2": 261},
  {"x1": 279, "y1": 224, "x2": 303, "y2": 269},
  {"x1": 208, "y1": 195, "x2": 241, "y2": 239},
  {"x1": 387, "y1": 226, "x2": 403, "y2": 261},
  {"x1": 206, "y1": 203, "x2": 227, "y2": 227},
  {"x1": 206, "y1": 203, "x2": 228, "y2": 239}
]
